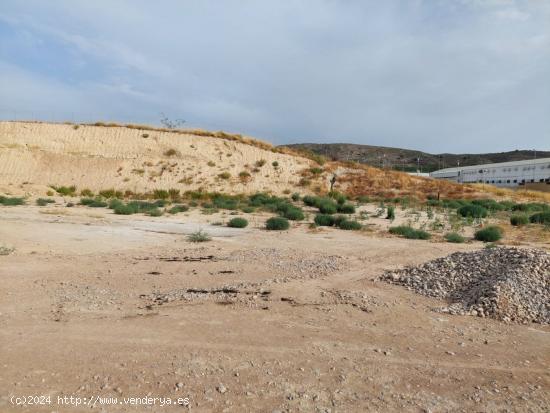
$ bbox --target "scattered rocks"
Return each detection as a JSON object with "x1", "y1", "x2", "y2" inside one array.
[{"x1": 382, "y1": 247, "x2": 549, "y2": 324}]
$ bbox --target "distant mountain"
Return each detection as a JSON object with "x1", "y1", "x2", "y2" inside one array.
[{"x1": 281, "y1": 143, "x2": 550, "y2": 173}]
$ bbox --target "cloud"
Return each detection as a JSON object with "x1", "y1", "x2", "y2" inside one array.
[{"x1": 0, "y1": 0, "x2": 549, "y2": 153}]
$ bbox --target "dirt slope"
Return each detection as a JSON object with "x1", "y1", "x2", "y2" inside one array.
[{"x1": 0, "y1": 121, "x2": 311, "y2": 195}]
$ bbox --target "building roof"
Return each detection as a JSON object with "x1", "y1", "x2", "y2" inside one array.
[{"x1": 431, "y1": 157, "x2": 550, "y2": 174}]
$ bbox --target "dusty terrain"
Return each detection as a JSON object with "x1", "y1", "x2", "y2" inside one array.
[
  {"x1": 1, "y1": 204, "x2": 549, "y2": 412},
  {"x1": 0, "y1": 122, "x2": 311, "y2": 196}
]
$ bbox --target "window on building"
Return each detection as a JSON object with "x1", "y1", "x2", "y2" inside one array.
[
  {"x1": 506, "y1": 180, "x2": 510, "y2": 183},
  {"x1": 513, "y1": 179, "x2": 517, "y2": 183}
]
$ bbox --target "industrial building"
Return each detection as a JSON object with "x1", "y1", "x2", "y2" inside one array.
[{"x1": 430, "y1": 157, "x2": 550, "y2": 188}]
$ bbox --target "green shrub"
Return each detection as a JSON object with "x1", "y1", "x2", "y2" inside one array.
[
  {"x1": 52, "y1": 185, "x2": 76, "y2": 196},
  {"x1": 510, "y1": 215, "x2": 529, "y2": 226},
  {"x1": 302, "y1": 195, "x2": 320, "y2": 207},
  {"x1": 80, "y1": 189, "x2": 94, "y2": 197},
  {"x1": 444, "y1": 232, "x2": 465, "y2": 243},
  {"x1": 147, "y1": 208, "x2": 163, "y2": 217},
  {"x1": 389, "y1": 226, "x2": 431, "y2": 240},
  {"x1": 386, "y1": 206, "x2": 395, "y2": 220},
  {"x1": 187, "y1": 229, "x2": 211, "y2": 242},
  {"x1": 310, "y1": 167, "x2": 323, "y2": 175},
  {"x1": 529, "y1": 211, "x2": 550, "y2": 225},
  {"x1": 314, "y1": 214, "x2": 336, "y2": 226},
  {"x1": 153, "y1": 189, "x2": 169, "y2": 200},
  {"x1": 108, "y1": 199, "x2": 124, "y2": 209},
  {"x1": 168, "y1": 205, "x2": 189, "y2": 214},
  {"x1": 458, "y1": 204, "x2": 488, "y2": 218},
  {"x1": 337, "y1": 204, "x2": 355, "y2": 214},
  {"x1": 0, "y1": 196, "x2": 25, "y2": 206},
  {"x1": 113, "y1": 204, "x2": 136, "y2": 215},
  {"x1": 98, "y1": 189, "x2": 118, "y2": 199},
  {"x1": 218, "y1": 172, "x2": 231, "y2": 180},
  {"x1": 241, "y1": 206, "x2": 255, "y2": 213},
  {"x1": 318, "y1": 200, "x2": 337, "y2": 214},
  {"x1": 36, "y1": 198, "x2": 55, "y2": 206},
  {"x1": 228, "y1": 217, "x2": 248, "y2": 228},
  {"x1": 80, "y1": 197, "x2": 107, "y2": 207},
  {"x1": 272, "y1": 161, "x2": 279, "y2": 167},
  {"x1": 471, "y1": 199, "x2": 505, "y2": 211},
  {"x1": 512, "y1": 202, "x2": 549, "y2": 213},
  {"x1": 265, "y1": 217, "x2": 290, "y2": 230},
  {"x1": 281, "y1": 206, "x2": 305, "y2": 221},
  {"x1": 291, "y1": 192, "x2": 301, "y2": 202},
  {"x1": 474, "y1": 226, "x2": 503, "y2": 242},
  {"x1": 337, "y1": 219, "x2": 362, "y2": 230}
]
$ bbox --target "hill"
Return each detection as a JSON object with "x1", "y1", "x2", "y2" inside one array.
[
  {"x1": 0, "y1": 121, "x2": 311, "y2": 196},
  {"x1": 282, "y1": 143, "x2": 550, "y2": 172},
  {"x1": 1, "y1": 121, "x2": 548, "y2": 203}
]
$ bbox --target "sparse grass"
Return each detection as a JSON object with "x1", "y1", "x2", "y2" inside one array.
[
  {"x1": 207, "y1": 161, "x2": 216, "y2": 167},
  {"x1": 510, "y1": 215, "x2": 529, "y2": 226},
  {"x1": 458, "y1": 204, "x2": 488, "y2": 218},
  {"x1": 444, "y1": 232, "x2": 465, "y2": 243},
  {"x1": 51, "y1": 185, "x2": 76, "y2": 196},
  {"x1": 0, "y1": 245, "x2": 15, "y2": 255},
  {"x1": 80, "y1": 189, "x2": 94, "y2": 197},
  {"x1": 265, "y1": 217, "x2": 290, "y2": 230},
  {"x1": 475, "y1": 226, "x2": 503, "y2": 242},
  {"x1": 36, "y1": 198, "x2": 55, "y2": 206},
  {"x1": 529, "y1": 211, "x2": 550, "y2": 225},
  {"x1": 337, "y1": 219, "x2": 362, "y2": 230},
  {"x1": 337, "y1": 204, "x2": 356, "y2": 214},
  {"x1": 168, "y1": 205, "x2": 189, "y2": 214},
  {"x1": 389, "y1": 226, "x2": 431, "y2": 240},
  {"x1": 187, "y1": 229, "x2": 211, "y2": 242},
  {"x1": 153, "y1": 189, "x2": 169, "y2": 200},
  {"x1": 386, "y1": 206, "x2": 395, "y2": 220},
  {"x1": 0, "y1": 196, "x2": 25, "y2": 206},
  {"x1": 314, "y1": 214, "x2": 336, "y2": 226},
  {"x1": 227, "y1": 217, "x2": 248, "y2": 228}
]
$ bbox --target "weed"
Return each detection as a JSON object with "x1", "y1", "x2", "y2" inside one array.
[
  {"x1": 52, "y1": 185, "x2": 76, "y2": 196},
  {"x1": 337, "y1": 219, "x2": 362, "y2": 230},
  {"x1": 529, "y1": 211, "x2": 550, "y2": 225},
  {"x1": 0, "y1": 196, "x2": 25, "y2": 206},
  {"x1": 474, "y1": 226, "x2": 503, "y2": 242},
  {"x1": 187, "y1": 230, "x2": 212, "y2": 242},
  {"x1": 458, "y1": 204, "x2": 488, "y2": 218},
  {"x1": 265, "y1": 217, "x2": 290, "y2": 230},
  {"x1": 228, "y1": 217, "x2": 248, "y2": 228},
  {"x1": 389, "y1": 226, "x2": 431, "y2": 240},
  {"x1": 386, "y1": 206, "x2": 395, "y2": 220},
  {"x1": 444, "y1": 232, "x2": 465, "y2": 243},
  {"x1": 314, "y1": 214, "x2": 336, "y2": 226},
  {"x1": 36, "y1": 198, "x2": 55, "y2": 206},
  {"x1": 337, "y1": 204, "x2": 356, "y2": 214},
  {"x1": 168, "y1": 205, "x2": 189, "y2": 214},
  {"x1": 510, "y1": 215, "x2": 529, "y2": 226}
]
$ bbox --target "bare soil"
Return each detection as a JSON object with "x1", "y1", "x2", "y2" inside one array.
[{"x1": 0, "y1": 206, "x2": 549, "y2": 412}]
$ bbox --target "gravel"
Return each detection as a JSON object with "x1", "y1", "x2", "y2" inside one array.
[{"x1": 382, "y1": 247, "x2": 549, "y2": 324}]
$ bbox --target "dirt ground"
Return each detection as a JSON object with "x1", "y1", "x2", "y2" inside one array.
[{"x1": 0, "y1": 205, "x2": 549, "y2": 412}]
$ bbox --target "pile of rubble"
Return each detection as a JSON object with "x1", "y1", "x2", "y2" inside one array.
[{"x1": 382, "y1": 247, "x2": 549, "y2": 324}]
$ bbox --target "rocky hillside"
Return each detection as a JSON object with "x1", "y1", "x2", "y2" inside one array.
[{"x1": 283, "y1": 143, "x2": 550, "y2": 172}]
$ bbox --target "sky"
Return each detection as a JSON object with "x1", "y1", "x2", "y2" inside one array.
[{"x1": 0, "y1": 0, "x2": 549, "y2": 153}]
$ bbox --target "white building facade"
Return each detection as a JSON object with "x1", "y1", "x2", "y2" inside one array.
[{"x1": 430, "y1": 158, "x2": 550, "y2": 188}]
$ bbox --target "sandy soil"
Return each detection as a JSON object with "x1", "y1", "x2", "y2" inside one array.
[
  {"x1": 0, "y1": 122, "x2": 312, "y2": 196},
  {"x1": 0, "y1": 205, "x2": 548, "y2": 412}
]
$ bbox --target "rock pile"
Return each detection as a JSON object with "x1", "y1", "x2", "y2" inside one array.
[{"x1": 382, "y1": 247, "x2": 549, "y2": 324}]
